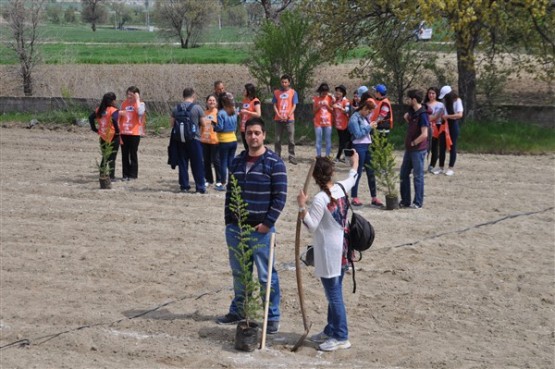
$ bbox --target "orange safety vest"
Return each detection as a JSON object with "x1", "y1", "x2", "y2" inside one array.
[
  {"x1": 433, "y1": 119, "x2": 453, "y2": 151},
  {"x1": 239, "y1": 97, "x2": 260, "y2": 132},
  {"x1": 96, "y1": 106, "x2": 118, "y2": 142},
  {"x1": 333, "y1": 97, "x2": 350, "y2": 130},
  {"x1": 200, "y1": 107, "x2": 219, "y2": 145},
  {"x1": 273, "y1": 88, "x2": 297, "y2": 121},
  {"x1": 313, "y1": 95, "x2": 334, "y2": 127},
  {"x1": 119, "y1": 100, "x2": 146, "y2": 136},
  {"x1": 371, "y1": 97, "x2": 393, "y2": 130}
]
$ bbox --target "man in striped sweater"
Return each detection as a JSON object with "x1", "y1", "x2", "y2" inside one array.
[{"x1": 217, "y1": 118, "x2": 288, "y2": 335}]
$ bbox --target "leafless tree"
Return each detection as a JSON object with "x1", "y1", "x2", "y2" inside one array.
[
  {"x1": 5, "y1": 0, "x2": 46, "y2": 96},
  {"x1": 258, "y1": 0, "x2": 293, "y2": 22},
  {"x1": 81, "y1": 0, "x2": 107, "y2": 32},
  {"x1": 153, "y1": 0, "x2": 212, "y2": 49}
]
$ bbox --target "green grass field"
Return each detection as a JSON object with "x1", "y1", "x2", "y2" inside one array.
[
  {"x1": 2, "y1": 110, "x2": 553, "y2": 154},
  {"x1": 0, "y1": 43, "x2": 248, "y2": 64},
  {"x1": 0, "y1": 23, "x2": 251, "y2": 64}
]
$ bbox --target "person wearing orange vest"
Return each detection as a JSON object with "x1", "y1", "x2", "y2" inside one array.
[
  {"x1": 333, "y1": 85, "x2": 351, "y2": 162},
  {"x1": 239, "y1": 83, "x2": 261, "y2": 152},
  {"x1": 370, "y1": 84, "x2": 393, "y2": 135},
  {"x1": 357, "y1": 85, "x2": 377, "y2": 109},
  {"x1": 313, "y1": 83, "x2": 334, "y2": 157},
  {"x1": 424, "y1": 87, "x2": 451, "y2": 173},
  {"x1": 201, "y1": 94, "x2": 221, "y2": 187},
  {"x1": 119, "y1": 86, "x2": 146, "y2": 181},
  {"x1": 272, "y1": 74, "x2": 299, "y2": 165},
  {"x1": 89, "y1": 92, "x2": 120, "y2": 180}
]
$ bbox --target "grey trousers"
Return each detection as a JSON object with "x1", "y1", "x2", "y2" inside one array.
[{"x1": 274, "y1": 121, "x2": 295, "y2": 159}]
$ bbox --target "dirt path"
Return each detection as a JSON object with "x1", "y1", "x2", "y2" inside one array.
[{"x1": 1, "y1": 124, "x2": 554, "y2": 368}]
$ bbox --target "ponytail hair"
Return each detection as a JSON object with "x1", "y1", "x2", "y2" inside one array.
[
  {"x1": 312, "y1": 156, "x2": 336, "y2": 205},
  {"x1": 97, "y1": 92, "x2": 116, "y2": 119}
]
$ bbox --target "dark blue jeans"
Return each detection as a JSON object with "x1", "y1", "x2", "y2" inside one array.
[
  {"x1": 176, "y1": 139, "x2": 205, "y2": 192},
  {"x1": 218, "y1": 141, "x2": 237, "y2": 184},
  {"x1": 321, "y1": 270, "x2": 348, "y2": 341},
  {"x1": 400, "y1": 149, "x2": 426, "y2": 207},
  {"x1": 202, "y1": 143, "x2": 221, "y2": 184},
  {"x1": 351, "y1": 143, "x2": 377, "y2": 198},
  {"x1": 448, "y1": 120, "x2": 460, "y2": 168},
  {"x1": 225, "y1": 224, "x2": 281, "y2": 322}
]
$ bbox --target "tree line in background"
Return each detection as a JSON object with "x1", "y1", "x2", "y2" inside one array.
[{"x1": 2, "y1": 0, "x2": 554, "y2": 122}]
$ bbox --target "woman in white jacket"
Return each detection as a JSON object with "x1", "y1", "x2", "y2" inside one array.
[{"x1": 297, "y1": 152, "x2": 359, "y2": 352}]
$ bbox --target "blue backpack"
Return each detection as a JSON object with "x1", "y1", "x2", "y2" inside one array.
[{"x1": 172, "y1": 103, "x2": 197, "y2": 143}]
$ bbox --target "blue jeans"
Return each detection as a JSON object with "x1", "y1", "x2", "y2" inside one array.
[
  {"x1": 400, "y1": 149, "x2": 426, "y2": 207},
  {"x1": 351, "y1": 143, "x2": 377, "y2": 198},
  {"x1": 315, "y1": 126, "x2": 332, "y2": 157},
  {"x1": 321, "y1": 270, "x2": 348, "y2": 341},
  {"x1": 218, "y1": 141, "x2": 237, "y2": 184},
  {"x1": 176, "y1": 139, "x2": 205, "y2": 192},
  {"x1": 448, "y1": 120, "x2": 460, "y2": 168},
  {"x1": 225, "y1": 224, "x2": 281, "y2": 322}
]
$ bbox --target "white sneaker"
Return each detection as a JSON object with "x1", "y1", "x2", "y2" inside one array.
[
  {"x1": 309, "y1": 331, "x2": 329, "y2": 344},
  {"x1": 428, "y1": 165, "x2": 434, "y2": 173},
  {"x1": 445, "y1": 169, "x2": 455, "y2": 176},
  {"x1": 432, "y1": 168, "x2": 443, "y2": 175},
  {"x1": 409, "y1": 203, "x2": 422, "y2": 209},
  {"x1": 319, "y1": 338, "x2": 351, "y2": 351}
]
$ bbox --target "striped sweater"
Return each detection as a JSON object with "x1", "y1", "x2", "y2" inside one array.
[{"x1": 225, "y1": 148, "x2": 287, "y2": 229}]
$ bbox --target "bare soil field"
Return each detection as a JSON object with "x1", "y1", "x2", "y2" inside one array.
[
  {"x1": 1, "y1": 124, "x2": 554, "y2": 368},
  {"x1": 0, "y1": 60, "x2": 552, "y2": 105}
]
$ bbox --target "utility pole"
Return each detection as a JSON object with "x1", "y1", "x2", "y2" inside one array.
[{"x1": 145, "y1": 0, "x2": 150, "y2": 30}]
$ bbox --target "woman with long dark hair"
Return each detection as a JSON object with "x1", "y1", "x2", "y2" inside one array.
[
  {"x1": 347, "y1": 100, "x2": 383, "y2": 207},
  {"x1": 89, "y1": 92, "x2": 120, "y2": 180},
  {"x1": 239, "y1": 83, "x2": 261, "y2": 152},
  {"x1": 297, "y1": 152, "x2": 359, "y2": 351},
  {"x1": 333, "y1": 85, "x2": 351, "y2": 162},
  {"x1": 436, "y1": 86, "x2": 463, "y2": 176},
  {"x1": 424, "y1": 87, "x2": 447, "y2": 173},
  {"x1": 312, "y1": 83, "x2": 334, "y2": 157},
  {"x1": 214, "y1": 93, "x2": 238, "y2": 191},
  {"x1": 200, "y1": 94, "x2": 221, "y2": 187}
]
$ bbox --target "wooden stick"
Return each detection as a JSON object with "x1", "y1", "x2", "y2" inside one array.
[
  {"x1": 292, "y1": 159, "x2": 315, "y2": 352},
  {"x1": 260, "y1": 232, "x2": 276, "y2": 349}
]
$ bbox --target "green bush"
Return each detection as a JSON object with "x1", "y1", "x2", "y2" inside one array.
[{"x1": 248, "y1": 11, "x2": 325, "y2": 101}]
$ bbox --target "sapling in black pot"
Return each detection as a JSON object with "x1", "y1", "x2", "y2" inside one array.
[
  {"x1": 228, "y1": 175, "x2": 264, "y2": 351},
  {"x1": 371, "y1": 133, "x2": 399, "y2": 209}
]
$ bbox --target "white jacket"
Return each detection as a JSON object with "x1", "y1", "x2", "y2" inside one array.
[{"x1": 302, "y1": 169, "x2": 357, "y2": 278}]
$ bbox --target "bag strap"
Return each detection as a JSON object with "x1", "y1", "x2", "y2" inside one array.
[
  {"x1": 336, "y1": 182, "x2": 358, "y2": 293},
  {"x1": 174, "y1": 103, "x2": 196, "y2": 130},
  {"x1": 176, "y1": 102, "x2": 196, "y2": 115},
  {"x1": 336, "y1": 182, "x2": 351, "y2": 214}
]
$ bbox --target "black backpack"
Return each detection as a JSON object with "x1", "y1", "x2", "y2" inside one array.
[
  {"x1": 172, "y1": 103, "x2": 197, "y2": 143},
  {"x1": 337, "y1": 183, "x2": 376, "y2": 293}
]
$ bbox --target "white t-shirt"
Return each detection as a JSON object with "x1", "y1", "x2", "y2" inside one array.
[
  {"x1": 443, "y1": 98, "x2": 463, "y2": 115},
  {"x1": 302, "y1": 170, "x2": 357, "y2": 278}
]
